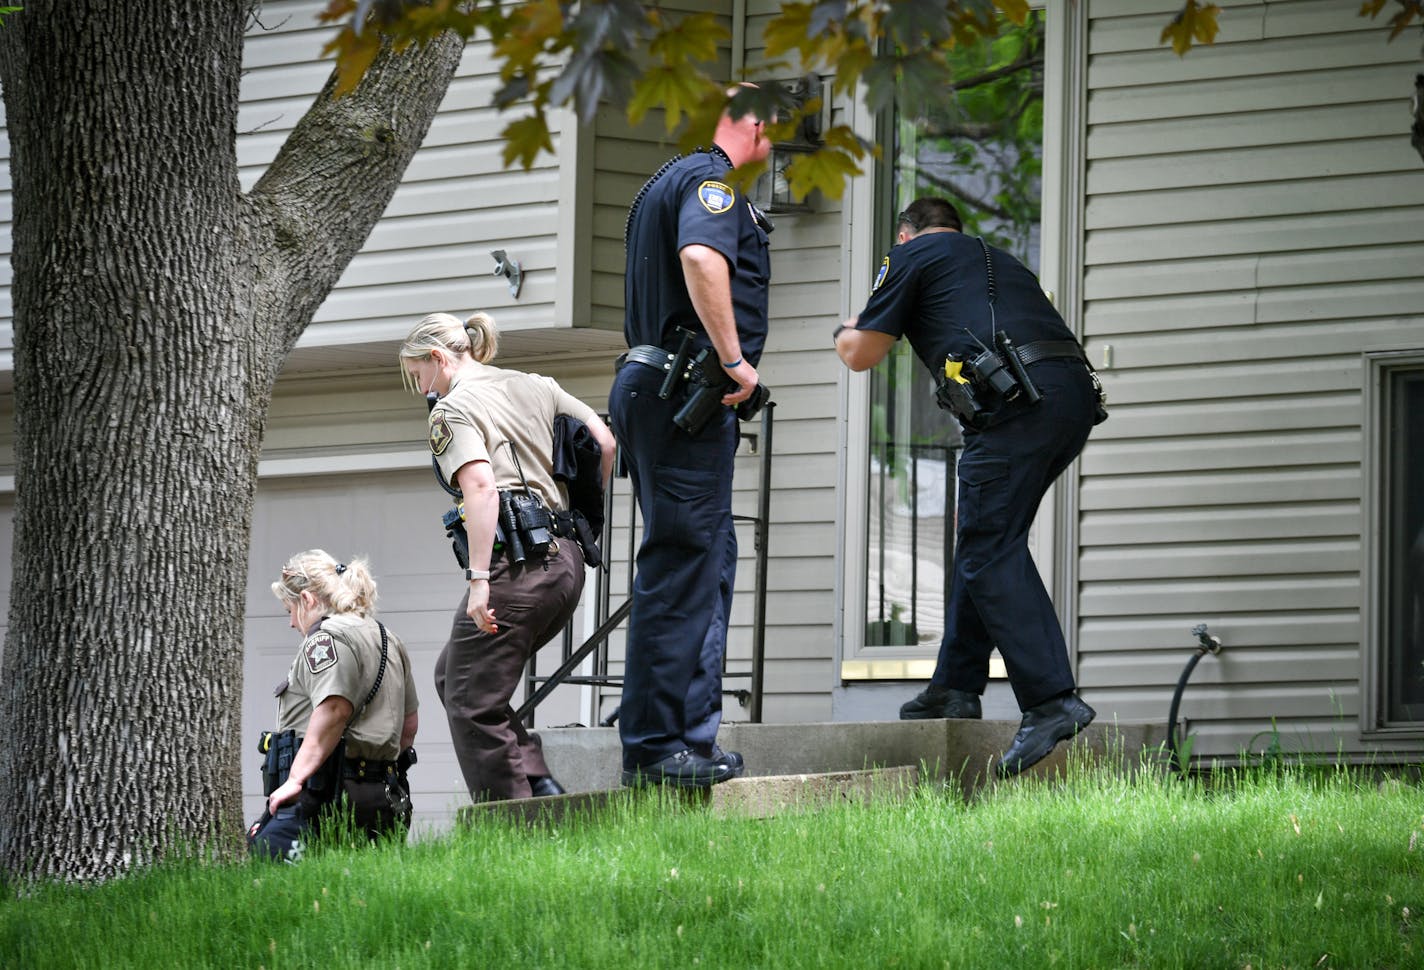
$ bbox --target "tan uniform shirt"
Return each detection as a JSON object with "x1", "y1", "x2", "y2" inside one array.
[
  {"x1": 275, "y1": 613, "x2": 418, "y2": 762},
  {"x1": 427, "y1": 362, "x2": 598, "y2": 513}
]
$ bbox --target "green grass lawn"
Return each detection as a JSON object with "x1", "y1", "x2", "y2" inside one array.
[{"x1": 4, "y1": 764, "x2": 1422, "y2": 969}]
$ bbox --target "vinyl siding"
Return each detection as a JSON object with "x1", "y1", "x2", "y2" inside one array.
[
  {"x1": 237, "y1": 1, "x2": 565, "y2": 345},
  {"x1": 1076, "y1": 0, "x2": 1424, "y2": 759}
]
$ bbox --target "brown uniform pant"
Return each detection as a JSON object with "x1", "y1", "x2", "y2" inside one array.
[{"x1": 435, "y1": 540, "x2": 585, "y2": 802}]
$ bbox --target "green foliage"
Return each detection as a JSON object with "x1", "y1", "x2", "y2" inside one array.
[
  {"x1": 6, "y1": 769, "x2": 1424, "y2": 968},
  {"x1": 0, "y1": 7, "x2": 21, "y2": 27},
  {"x1": 316, "y1": 0, "x2": 1035, "y2": 200},
  {"x1": 314, "y1": 1, "x2": 1418, "y2": 197},
  {"x1": 898, "y1": 12, "x2": 1045, "y2": 262}
]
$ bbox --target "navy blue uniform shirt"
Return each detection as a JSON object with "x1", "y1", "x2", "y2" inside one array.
[
  {"x1": 623, "y1": 148, "x2": 772, "y2": 364},
  {"x1": 855, "y1": 230, "x2": 1074, "y2": 374}
]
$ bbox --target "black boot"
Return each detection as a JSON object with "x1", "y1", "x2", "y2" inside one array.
[
  {"x1": 899, "y1": 685, "x2": 982, "y2": 720},
  {"x1": 529, "y1": 775, "x2": 567, "y2": 797},
  {"x1": 996, "y1": 693, "x2": 1096, "y2": 778}
]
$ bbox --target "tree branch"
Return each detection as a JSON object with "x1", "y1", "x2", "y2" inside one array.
[
  {"x1": 243, "y1": 31, "x2": 465, "y2": 359},
  {"x1": 912, "y1": 168, "x2": 1016, "y2": 222},
  {"x1": 948, "y1": 55, "x2": 1043, "y2": 95}
]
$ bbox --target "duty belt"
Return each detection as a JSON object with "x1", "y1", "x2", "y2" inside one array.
[
  {"x1": 1016, "y1": 340, "x2": 1087, "y2": 367},
  {"x1": 615, "y1": 345, "x2": 678, "y2": 374},
  {"x1": 344, "y1": 757, "x2": 398, "y2": 782}
]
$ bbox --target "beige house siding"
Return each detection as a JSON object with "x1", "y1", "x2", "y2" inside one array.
[
  {"x1": 1076, "y1": 0, "x2": 1424, "y2": 759},
  {"x1": 238, "y1": 1, "x2": 570, "y2": 347}
]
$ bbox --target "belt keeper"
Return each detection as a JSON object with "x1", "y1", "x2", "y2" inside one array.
[{"x1": 660, "y1": 328, "x2": 697, "y2": 399}]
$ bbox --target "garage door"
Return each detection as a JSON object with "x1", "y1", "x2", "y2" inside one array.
[{"x1": 243, "y1": 470, "x2": 592, "y2": 837}]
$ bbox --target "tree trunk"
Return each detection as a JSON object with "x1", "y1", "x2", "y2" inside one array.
[{"x1": 0, "y1": 1, "x2": 462, "y2": 882}]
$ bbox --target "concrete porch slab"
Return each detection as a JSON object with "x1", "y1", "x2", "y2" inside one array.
[
  {"x1": 459, "y1": 764, "x2": 924, "y2": 828},
  {"x1": 534, "y1": 717, "x2": 1170, "y2": 802}
]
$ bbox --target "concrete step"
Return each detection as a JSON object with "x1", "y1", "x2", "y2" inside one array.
[
  {"x1": 456, "y1": 717, "x2": 1169, "y2": 827},
  {"x1": 460, "y1": 764, "x2": 923, "y2": 827},
  {"x1": 537, "y1": 717, "x2": 1168, "y2": 799}
]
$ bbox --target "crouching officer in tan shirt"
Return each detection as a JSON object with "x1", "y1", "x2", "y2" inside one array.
[{"x1": 248, "y1": 550, "x2": 419, "y2": 862}]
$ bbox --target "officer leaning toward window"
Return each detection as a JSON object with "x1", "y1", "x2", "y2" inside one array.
[
  {"x1": 608, "y1": 84, "x2": 775, "y2": 788},
  {"x1": 835, "y1": 197, "x2": 1105, "y2": 778}
]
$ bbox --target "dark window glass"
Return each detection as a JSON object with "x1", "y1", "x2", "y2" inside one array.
[{"x1": 1386, "y1": 370, "x2": 1424, "y2": 722}]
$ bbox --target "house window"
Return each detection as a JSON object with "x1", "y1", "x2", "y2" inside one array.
[
  {"x1": 862, "y1": 12, "x2": 1046, "y2": 658},
  {"x1": 1381, "y1": 364, "x2": 1424, "y2": 725}
]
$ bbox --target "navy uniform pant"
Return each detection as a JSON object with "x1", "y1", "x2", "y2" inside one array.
[
  {"x1": 608, "y1": 360, "x2": 738, "y2": 769},
  {"x1": 247, "y1": 780, "x2": 407, "y2": 862},
  {"x1": 933, "y1": 359, "x2": 1098, "y2": 711}
]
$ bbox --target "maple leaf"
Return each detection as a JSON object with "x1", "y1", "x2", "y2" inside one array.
[
  {"x1": 783, "y1": 143, "x2": 865, "y2": 202},
  {"x1": 1160, "y1": 1, "x2": 1221, "y2": 57},
  {"x1": 628, "y1": 66, "x2": 718, "y2": 133},
  {"x1": 323, "y1": 27, "x2": 382, "y2": 97},
  {"x1": 831, "y1": 43, "x2": 875, "y2": 97},
  {"x1": 1384, "y1": 2, "x2": 1424, "y2": 40},
  {"x1": 648, "y1": 11, "x2": 728, "y2": 66},
  {"x1": 994, "y1": 0, "x2": 1032, "y2": 24},
  {"x1": 501, "y1": 112, "x2": 555, "y2": 170},
  {"x1": 763, "y1": 3, "x2": 820, "y2": 61}
]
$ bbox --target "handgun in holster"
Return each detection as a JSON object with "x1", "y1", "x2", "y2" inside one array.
[
  {"x1": 935, "y1": 332, "x2": 1041, "y2": 428},
  {"x1": 442, "y1": 503, "x2": 470, "y2": 569},
  {"x1": 257, "y1": 728, "x2": 342, "y2": 810},
  {"x1": 674, "y1": 348, "x2": 771, "y2": 436},
  {"x1": 258, "y1": 729, "x2": 300, "y2": 797}
]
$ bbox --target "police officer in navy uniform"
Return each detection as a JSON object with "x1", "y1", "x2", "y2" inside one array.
[
  {"x1": 835, "y1": 197, "x2": 1101, "y2": 777},
  {"x1": 609, "y1": 86, "x2": 774, "y2": 787}
]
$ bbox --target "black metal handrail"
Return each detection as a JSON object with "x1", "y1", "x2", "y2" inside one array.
[{"x1": 517, "y1": 404, "x2": 776, "y2": 724}]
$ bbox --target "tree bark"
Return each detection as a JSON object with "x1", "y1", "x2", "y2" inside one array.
[{"x1": 0, "y1": 1, "x2": 462, "y2": 882}]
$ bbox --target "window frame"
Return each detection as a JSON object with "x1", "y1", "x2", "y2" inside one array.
[
  {"x1": 835, "y1": 1, "x2": 1086, "y2": 682},
  {"x1": 1361, "y1": 348, "x2": 1424, "y2": 740}
]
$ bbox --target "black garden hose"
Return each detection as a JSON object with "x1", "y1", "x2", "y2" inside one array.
[{"x1": 1166, "y1": 623, "x2": 1222, "y2": 772}]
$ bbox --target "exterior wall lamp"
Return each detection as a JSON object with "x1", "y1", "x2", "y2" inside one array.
[{"x1": 752, "y1": 75, "x2": 830, "y2": 215}]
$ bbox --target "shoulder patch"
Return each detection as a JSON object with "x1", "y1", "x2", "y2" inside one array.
[
  {"x1": 872, "y1": 255, "x2": 891, "y2": 292},
  {"x1": 303, "y1": 632, "x2": 339, "y2": 675},
  {"x1": 428, "y1": 409, "x2": 453, "y2": 456},
  {"x1": 697, "y1": 180, "x2": 735, "y2": 214}
]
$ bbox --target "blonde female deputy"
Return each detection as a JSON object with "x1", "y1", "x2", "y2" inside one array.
[
  {"x1": 249, "y1": 550, "x2": 419, "y2": 861},
  {"x1": 400, "y1": 311, "x2": 614, "y2": 802}
]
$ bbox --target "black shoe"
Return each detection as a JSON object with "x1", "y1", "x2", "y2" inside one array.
[
  {"x1": 622, "y1": 749, "x2": 736, "y2": 789},
  {"x1": 529, "y1": 775, "x2": 566, "y2": 797},
  {"x1": 996, "y1": 693, "x2": 1096, "y2": 778},
  {"x1": 698, "y1": 744, "x2": 745, "y2": 776},
  {"x1": 899, "y1": 685, "x2": 982, "y2": 720}
]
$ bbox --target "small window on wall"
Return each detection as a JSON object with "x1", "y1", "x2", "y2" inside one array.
[{"x1": 1379, "y1": 363, "x2": 1424, "y2": 726}]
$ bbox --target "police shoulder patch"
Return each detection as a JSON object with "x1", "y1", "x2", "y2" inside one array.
[
  {"x1": 302, "y1": 632, "x2": 338, "y2": 675},
  {"x1": 872, "y1": 256, "x2": 891, "y2": 292},
  {"x1": 697, "y1": 180, "x2": 735, "y2": 214},
  {"x1": 428, "y1": 409, "x2": 453, "y2": 456}
]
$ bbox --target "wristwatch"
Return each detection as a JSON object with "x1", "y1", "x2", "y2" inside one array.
[
  {"x1": 832, "y1": 323, "x2": 847, "y2": 341},
  {"x1": 465, "y1": 568, "x2": 491, "y2": 581}
]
